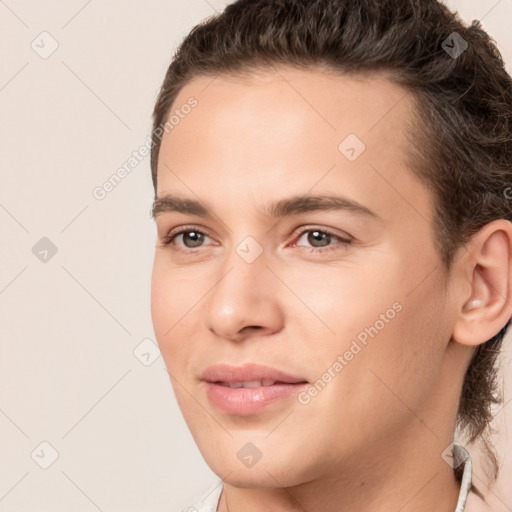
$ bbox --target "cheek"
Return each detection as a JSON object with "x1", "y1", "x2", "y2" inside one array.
[
  {"x1": 302, "y1": 257, "x2": 449, "y2": 404},
  {"x1": 150, "y1": 262, "x2": 170, "y2": 341},
  {"x1": 151, "y1": 254, "x2": 196, "y2": 324},
  {"x1": 151, "y1": 267, "x2": 201, "y2": 417},
  {"x1": 150, "y1": 259, "x2": 192, "y2": 365},
  {"x1": 295, "y1": 293, "x2": 449, "y2": 463},
  {"x1": 326, "y1": 276, "x2": 448, "y2": 419},
  {"x1": 283, "y1": 261, "x2": 402, "y2": 353}
]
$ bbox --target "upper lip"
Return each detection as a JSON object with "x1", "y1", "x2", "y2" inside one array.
[{"x1": 201, "y1": 363, "x2": 309, "y2": 384}]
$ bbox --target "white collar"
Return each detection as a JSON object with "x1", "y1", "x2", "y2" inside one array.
[{"x1": 453, "y1": 443, "x2": 473, "y2": 512}]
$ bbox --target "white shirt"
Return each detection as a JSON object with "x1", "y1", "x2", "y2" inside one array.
[{"x1": 180, "y1": 444, "x2": 476, "y2": 512}]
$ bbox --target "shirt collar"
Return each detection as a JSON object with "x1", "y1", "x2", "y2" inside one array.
[{"x1": 453, "y1": 443, "x2": 472, "y2": 512}]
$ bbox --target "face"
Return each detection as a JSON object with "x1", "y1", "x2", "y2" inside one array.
[{"x1": 151, "y1": 66, "x2": 458, "y2": 487}]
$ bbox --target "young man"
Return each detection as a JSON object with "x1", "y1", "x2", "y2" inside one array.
[{"x1": 149, "y1": 0, "x2": 512, "y2": 510}]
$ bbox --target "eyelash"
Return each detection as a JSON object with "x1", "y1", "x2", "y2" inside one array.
[{"x1": 160, "y1": 225, "x2": 352, "y2": 254}]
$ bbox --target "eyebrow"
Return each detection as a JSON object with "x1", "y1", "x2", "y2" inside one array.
[{"x1": 151, "y1": 193, "x2": 380, "y2": 220}]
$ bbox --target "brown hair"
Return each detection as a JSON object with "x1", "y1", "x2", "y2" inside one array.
[{"x1": 150, "y1": 0, "x2": 512, "y2": 483}]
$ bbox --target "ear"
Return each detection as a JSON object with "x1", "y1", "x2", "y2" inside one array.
[{"x1": 452, "y1": 219, "x2": 512, "y2": 347}]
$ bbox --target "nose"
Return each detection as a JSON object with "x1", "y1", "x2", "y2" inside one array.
[{"x1": 203, "y1": 244, "x2": 284, "y2": 343}]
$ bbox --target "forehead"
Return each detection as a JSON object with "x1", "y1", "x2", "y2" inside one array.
[
  {"x1": 156, "y1": 65, "x2": 432, "y2": 228},
  {"x1": 167, "y1": 64, "x2": 417, "y2": 141}
]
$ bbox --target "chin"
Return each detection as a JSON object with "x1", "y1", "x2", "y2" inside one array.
[{"x1": 199, "y1": 443, "x2": 314, "y2": 489}]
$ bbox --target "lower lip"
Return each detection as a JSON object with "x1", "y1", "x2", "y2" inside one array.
[{"x1": 204, "y1": 382, "x2": 309, "y2": 415}]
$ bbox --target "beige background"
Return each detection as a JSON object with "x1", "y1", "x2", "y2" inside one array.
[{"x1": 0, "y1": 1, "x2": 511, "y2": 510}]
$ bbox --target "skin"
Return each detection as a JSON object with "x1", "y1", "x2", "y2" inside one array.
[{"x1": 150, "y1": 65, "x2": 512, "y2": 512}]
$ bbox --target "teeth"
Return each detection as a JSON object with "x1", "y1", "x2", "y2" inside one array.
[
  {"x1": 226, "y1": 382, "x2": 244, "y2": 388},
  {"x1": 219, "y1": 379, "x2": 278, "y2": 388},
  {"x1": 241, "y1": 380, "x2": 262, "y2": 388}
]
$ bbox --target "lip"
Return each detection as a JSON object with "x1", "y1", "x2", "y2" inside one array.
[
  {"x1": 201, "y1": 363, "x2": 308, "y2": 385},
  {"x1": 200, "y1": 363, "x2": 309, "y2": 415}
]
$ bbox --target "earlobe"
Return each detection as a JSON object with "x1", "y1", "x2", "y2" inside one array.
[{"x1": 452, "y1": 219, "x2": 512, "y2": 347}]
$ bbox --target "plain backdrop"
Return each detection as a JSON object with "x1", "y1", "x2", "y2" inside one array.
[{"x1": 1, "y1": 1, "x2": 511, "y2": 511}]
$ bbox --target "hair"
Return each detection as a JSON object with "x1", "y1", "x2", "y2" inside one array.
[{"x1": 150, "y1": 0, "x2": 512, "y2": 484}]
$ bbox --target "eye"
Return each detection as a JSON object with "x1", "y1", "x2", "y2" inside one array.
[
  {"x1": 160, "y1": 227, "x2": 213, "y2": 249},
  {"x1": 159, "y1": 225, "x2": 352, "y2": 254},
  {"x1": 292, "y1": 227, "x2": 352, "y2": 253}
]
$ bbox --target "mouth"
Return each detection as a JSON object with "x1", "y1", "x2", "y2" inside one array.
[
  {"x1": 201, "y1": 362, "x2": 308, "y2": 385},
  {"x1": 200, "y1": 363, "x2": 309, "y2": 415},
  {"x1": 215, "y1": 379, "x2": 306, "y2": 388}
]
